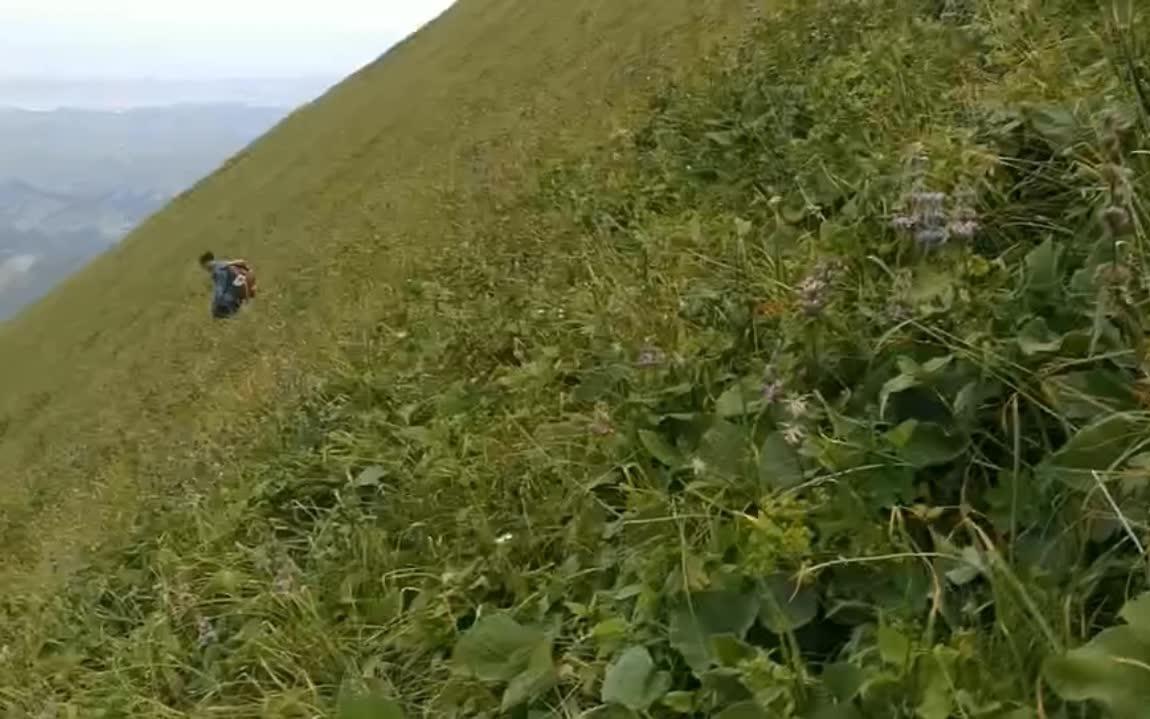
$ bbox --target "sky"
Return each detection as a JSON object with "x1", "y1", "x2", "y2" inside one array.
[{"x1": 0, "y1": 1, "x2": 456, "y2": 79}]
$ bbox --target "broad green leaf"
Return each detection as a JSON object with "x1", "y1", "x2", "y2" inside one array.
[
  {"x1": 353, "y1": 465, "x2": 386, "y2": 487},
  {"x1": 1028, "y1": 105, "x2": 1078, "y2": 147},
  {"x1": 639, "y1": 430, "x2": 683, "y2": 468},
  {"x1": 662, "y1": 691, "x2": 696, "y2": 714},
  {"x1": 601, "y1": 647, "x2": 670, "y2": 711},
  {"x1": 920, "y1": 355, "x2": 953, "y2": 375},
  {"x1": 1016, "y1": 316, "x2": 1063, "y2": 356},
  {"x1": 452, "y1": 614, "x2": 547, "y2": 682},
  {"x1": 698, "y1": 420, "x2": 754, "y2": 482},
  {"x1": 915, "y1": 646, "x2": 958, "y2": 719},
  {"x1": 758, "y1": 432, "x2": 804, "y2": 490},
  {"x1": 821, "y1": 663, "x2": 863, "y2": 703},
  {"x1": 700, "y1": 667, "x2": 755, "y2": 705},
  {"x1": 715, "y1": 701, "x2": 770, "y2": 719},
  {"x1": 953, "y1": 382, "x2": 980, "y2": 421},
  {"x1": 1037, "y1": 413, "x2": 1149, "y2": 490},
  {"x1": 1042, "y1": 369, "x2": 1137, "y2": 420},
  {"x1": 581, "y1": 705, "x2": 639, "y2": 719},
  {"x1": 502, "y1": 640, "x2": 557, "y2": 710},
  {"x1": 1120, "y1": 593, "x2": 1150, "y2": 637},
  {"x1": 758, "y1": 574, "x2": 818, "y2": 633},
  {"x1": 877, "y1": 624, "x2": 911, "y2": 669},
  {"x1": 591, "y1": 618, "x2": 629, "y2": 643},
  {"x1": 804, "y1": 702, "x2": 863, "y2": 719},
  {"x1": 669, "y1": 590, "x2": 759, "y2": 674},
  {"x1": 908, "y1": 267, "x2": 955, "y2": 309},
  {"x1": 709, "y1": 635, "x2": 756, "y2": 667},
  {"x1": 886, "y1": 420, "x2": 968, "y2": 468},
  {"x1": 1024, "y1": 238, "x2": 1060, "y2": 298},
  {"x1": 336, "y1": 686, "x2": 404, "y2": 719},
  {"x1": 944, "y1": 546, "x2": 985, "y2": 587},
  {"x1": 1044, "y1": 594, "x2": 1150, "y2": 719},
  {"x1": 716, "y1": 377, "x2": 765, "y2": 418},
  {"x1": 879, "y1": 373, "x2": 919, "y2": 419}
]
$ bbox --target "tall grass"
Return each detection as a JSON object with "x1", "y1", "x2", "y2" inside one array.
[{"x1": 1, "y1": 0, "x2": 1149, "y2": 717}]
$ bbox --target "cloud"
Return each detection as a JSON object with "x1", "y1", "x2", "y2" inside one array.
[{"x1": 0, "y1": 254, "x2": 38, "y2": 291}]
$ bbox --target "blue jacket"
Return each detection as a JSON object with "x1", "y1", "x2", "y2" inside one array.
[{"x1": 210, "y1": 261, "x2": 243, "y2": 318}]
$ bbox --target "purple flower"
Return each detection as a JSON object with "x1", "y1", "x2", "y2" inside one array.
[
  {"x1": 893, "y1": 183, "x2": 980, "y2": 250},
  {"x1": 915, "y1": 227, "x2": 949, "y2": 248},
  {"x1": 795, "y1": 261, "x2": 841, "y2": 316},
  {"x1": 761, "y1": 380, "x2": 785, "y2": 403}
]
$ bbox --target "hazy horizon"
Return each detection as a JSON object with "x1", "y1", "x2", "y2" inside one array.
[
  {"x1": 1, "y1": 1, "x2": 455, "y2": 109},
  {"x1": 0, "y1": 76, "x2": 343, "y2": 111}
]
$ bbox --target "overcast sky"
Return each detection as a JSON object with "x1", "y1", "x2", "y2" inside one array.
[{"x1": 0, "y1": 1, "x2": 456, "y2": 78}]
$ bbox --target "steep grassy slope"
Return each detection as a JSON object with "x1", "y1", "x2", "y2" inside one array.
[
  {"x1": 0, "y1": 0, "x2": 749, "y2": 587},
  {"x1": 3, "y1": 0, "x2": 1150, "y2": 717}
]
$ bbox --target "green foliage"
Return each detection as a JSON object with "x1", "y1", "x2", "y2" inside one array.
[
  {"x1": 2, "y1": 0, "x2": 1150, "y2": 717},
  {"x1": 601, "y1": 647, "x2": 671, "y2": 711}
]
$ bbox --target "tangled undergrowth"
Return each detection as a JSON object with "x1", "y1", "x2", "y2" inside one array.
[{"x1": 3, "y1": 1, "x2": 1150, "y2": 717}]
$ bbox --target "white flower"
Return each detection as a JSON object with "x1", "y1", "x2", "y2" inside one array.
[
  {"x1": 786, "y1": 396, "x2": 810, "y2": 419},
  {"x1": 690, "y1": 457, "x2": 708, "y2": 476},
  {"x1": 782, "y1": 424, "x2": 806, "y2": 447},
  {"x1": 495, "y1": 533, "x2": 514, "y2": 545},
  {"x1": 196, "y1": 616, "x2": 219, "y2": 648}
]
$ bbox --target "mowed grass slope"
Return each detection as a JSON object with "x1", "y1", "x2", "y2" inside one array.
[
  {"x1": 3, "y1": 0, "x2": 1150, "y2": 717},
  {"x1": 0, "y1": 0, "x2": 749, "y2": 586}
]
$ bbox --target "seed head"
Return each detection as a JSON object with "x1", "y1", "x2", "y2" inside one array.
[
  {"x1": 196, "y1": 616, "x2": 219, "y2": 648},
  {"x1": 1102, "y1": 205, "x2": 1132, "y2": 237}
]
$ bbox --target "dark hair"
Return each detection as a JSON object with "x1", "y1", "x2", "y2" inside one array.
[{"x1": 198, "y1": 251, "x2": 215, "y2": 265}]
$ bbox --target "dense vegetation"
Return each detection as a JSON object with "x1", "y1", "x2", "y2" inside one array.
[{"x1": 1, "y1": 0, "x2": 1149, "y2": 717}]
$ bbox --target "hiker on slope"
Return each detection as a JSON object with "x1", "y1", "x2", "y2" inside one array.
[{"x1": 199, "y1": 251, "x2": 257, "y2": 319}]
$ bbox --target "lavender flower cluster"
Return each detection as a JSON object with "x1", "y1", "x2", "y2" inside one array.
[{"x1": 892, "y1": 189, "x2": 979, "y2": 250}]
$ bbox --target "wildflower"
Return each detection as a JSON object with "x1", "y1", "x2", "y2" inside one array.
[
  {"x1": 785, "y1": 395, "x2": 809, "y2": 419},
  {"x1": 636, "y1": 346, "x2": 665, "y2": 369},
  {"x1": 273, "y1": 565, "x2": 296, "y2": 595},
  {"x1": 589, "y1": 403, "x2": 614, "y2": 436},
  {"x1": 893, "y1": 181, "x2": 981, "y2": 250},
  {"x1": 690, "y1": 457, "x2": 708, "y2": 476},
  {"x1": 781, "y1": 424, "x2": 806, "y2": 447},
  {"x1": 948, "y1": 190, "x2": 980, "y2": 240},
  {"x1": 891, "y1": 215, "x2": 916, "y2": 231},
  {"x1": 796, "y1": 275, "x2": 828, "y2": 315},
  {"x1": 761, "y1": 380, "x2": 785, "y2": 404},
  {"x1": 795, "y1": 261, "x2": 841, "y2": 316},
  {"x1": 495, "y1": 533, "x2": 514, "y2": 545},
  {"x1": 196, "y1": 616, "x2": 219, "y2": 648}
]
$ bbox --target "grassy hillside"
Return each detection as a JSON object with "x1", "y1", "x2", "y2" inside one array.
[
  {"x1": 0, "y1": 0, "x2": 748, "y2": 587},
  {"x1": 2, "y1": 0, "x2": 1150, "y2": 717}
]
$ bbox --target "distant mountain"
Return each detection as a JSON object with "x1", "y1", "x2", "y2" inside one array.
[
  {"x1": 0, "y1": 103, "x2": 297, "y2": 320},
  {"x1": 0, "y1": 76, "x2": 337, "y2": 112},
  {"x1": 0, "y1": 104, "x2": 292, "y2": 195}
]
